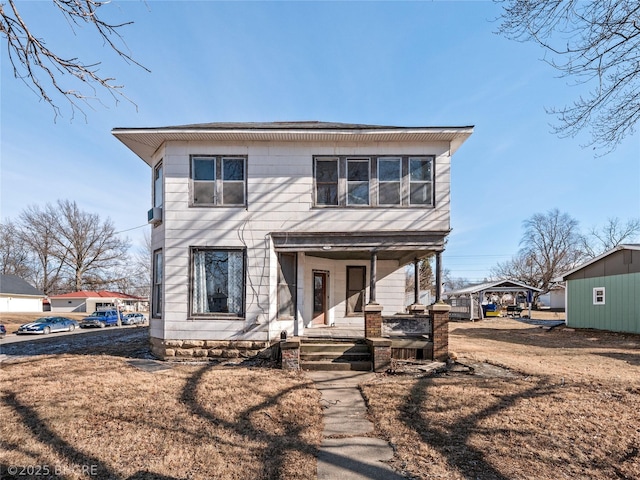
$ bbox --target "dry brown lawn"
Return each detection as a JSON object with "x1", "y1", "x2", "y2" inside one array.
[
  {"x1": 361, "y1": 315, "x2": 640, "y2": 480},
  {"x1": 0, "y1": 354, "x2": 322, "y2": 479}
]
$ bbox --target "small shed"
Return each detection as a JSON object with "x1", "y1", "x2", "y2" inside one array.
[
  {"x1": 560, "y1": 244, "x2": 640, "y2": 334},
  {"x1": 0, "y1": 274, "x2": 45, "y2": 312},
  {"x1": 444, "y1": 279, "x2": 542, "y2": 320}
]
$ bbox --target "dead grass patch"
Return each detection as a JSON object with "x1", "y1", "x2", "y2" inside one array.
[
  {"x1": 361, "y1": 317, "x2": 640, "y2": 479},
  {"x1": 1, "y1": 355, "x2": 322, "y2": 479}
]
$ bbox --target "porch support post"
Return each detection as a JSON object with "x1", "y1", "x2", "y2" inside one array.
[
  {"x1": 414, "y1": 258, "x2": 420, "y2": 305},
  {"x1": 428, "y1": 302, "x2": 451, "y2": 362},
  {"x1": 409, "y1": 257, "x2": 426, "y2": 314},
  {"x1": 369, "y1": 250, "x2": 378, "y2": 304},
  {"x1": 435, "y1": 251, "x2": 443, "y2": 303}
]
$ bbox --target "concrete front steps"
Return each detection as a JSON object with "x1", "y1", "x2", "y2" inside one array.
[{"x1": 300, "y1": 339, "x2": 372, "y2": 371}]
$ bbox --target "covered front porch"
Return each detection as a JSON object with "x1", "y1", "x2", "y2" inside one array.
[{"x1": 272, "y1": 230, "x2": 452, "y2": 370}]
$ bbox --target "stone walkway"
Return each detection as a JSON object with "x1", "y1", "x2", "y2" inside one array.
[{"x1": 306, "y1": 371, "x2": 406, "y2": 480}]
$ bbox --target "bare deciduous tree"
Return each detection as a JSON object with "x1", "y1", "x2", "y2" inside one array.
[
  {"x1": 496, "y1": 0, "x2": 640, "y2": 153},
  {"x1": 0, "y1": 0, "x2": 148, "y2": 119},
  {"x1": 0, "y1": 220, "x2": 34, "y2": 279},
  {"x1": 492, "y1": 209, "x2": 584, "y2": 294},
  {"x1": 17, "y1": 204, "x2": 67, "y2": 295},
  {"x1": 581, "y1": 217, "x2": 640, "y2": 257},
  {"x1": 53, "y1": 200, "x2": 130, "y2": 291}
]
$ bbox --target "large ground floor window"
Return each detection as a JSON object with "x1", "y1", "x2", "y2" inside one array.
[{"x1": 191, "y1": 248, "x2": 245, "y2": 317}]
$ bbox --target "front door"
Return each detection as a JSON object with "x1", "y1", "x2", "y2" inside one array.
[{"x1": 312, "y1": 271, "x2": 328, "y2": 326}]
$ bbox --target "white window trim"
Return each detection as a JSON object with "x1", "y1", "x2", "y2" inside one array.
[
  {"x1": 313, "y1": 155, "x2": 435, "y2": 208},
  {"x1": 592, "y1": 287, "x2": 605, "y2": 305},
  {"x1": 190, "y1": 155, "x2": 247, "y2": 207}
]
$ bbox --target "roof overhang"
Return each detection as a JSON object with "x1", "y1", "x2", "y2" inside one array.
[
  {"x1": 445, "y1": 279, "x2": 543, "y2": 296},
  {"x1": 112, "y1": 122, "x2": 474, "y2": 166},
  {"x1": 271, "y1": 230, "x2": 449, "y2": 264},
  {"x1": 559, "y1": 244, "x2": 640, "y2": 280}
]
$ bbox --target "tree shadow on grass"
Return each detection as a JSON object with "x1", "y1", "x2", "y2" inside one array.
[
  {"x1": 1, "y1": 392, "x2": 182, "y2": 480},
  {"x1": 400, "y1": 378, "x2": 557, "y2": 480},
  {"x1": 179, "y1": 364, "x2": 317, "y2": 479}
]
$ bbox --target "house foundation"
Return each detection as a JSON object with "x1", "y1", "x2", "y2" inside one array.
[{"x1": 150, "y1": 337, "x2": 270, "y2": 361}]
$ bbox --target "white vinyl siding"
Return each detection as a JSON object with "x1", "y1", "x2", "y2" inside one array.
[{"x1": 156, "y1": 141, "x2": 451, "y2": 340}]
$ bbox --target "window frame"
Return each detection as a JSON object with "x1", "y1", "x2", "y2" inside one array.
[
  {"x1": 153, "y1": 161, "x2": 163, "y2": 209},
  {"x1": 593, "y1": 287, "x2": 606, "y2": 305},
  {"x1": 152, "y1": 249, "x2": 163, "y2": 319},
  {"x1": 277, "y1": 253, "x2": 297, "y2": 320},
  {"x1": 313, "y1": 155, "x2": 435, "y2": 208},
  {"x1": 189, "y1": 247, "x2": 246, "y2": 319},
  {"x1": 345, "y1": 265, "x2": 366, "y2": 316},
  {"x1": 190, "y1": 155, "x2": 247, "y2": 207}
]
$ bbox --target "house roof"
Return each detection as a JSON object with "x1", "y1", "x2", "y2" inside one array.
[
  {"x1": 559, "y1": 244, "x2": 640, "y2": 280},
  {"x1": 112, "y1": 120, "x2": 475, "y2": 166},
  {"x1": 445, "y1": 279, "x2": 543, "y2": 296},
  {"x1": 49, "y1": 290, "x2": 145, "y2": 301},
  {"x1": 0, "y1": 274, "x2": 45, "y2": 297}
]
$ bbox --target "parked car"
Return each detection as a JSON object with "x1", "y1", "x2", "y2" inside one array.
[
  {"x1": 0, "y1": 324, "x2": 6, "y2": 338},
  {"x1": 17, "y1": 316, "x2": 79, "y2": 335},
  {"x1": 121, "y1": 313, "x2": 145, "y2": 325},
  {"x1": 80, "y1": 310, "x2": 120, "y2": 329}
]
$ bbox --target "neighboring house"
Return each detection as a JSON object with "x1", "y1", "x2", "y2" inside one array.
[
  {"x1": 50, "y1": 291, "x2": 147, "y2": 313},
  {"x1": 444, "y1": 279, "x2": 542, "y2": 320},
  {"x1": 0, "y1": 274, "x2": 45, "y2": 312},
  {"x1": 560, "y1": 244, "x2": 640, "y2": 334},
  {"x1": 537, "y1": 283, "x2": 566, "y2": 310},
  {"x1": 113, "y1": 121, "x2": 473, "y2": 360}
]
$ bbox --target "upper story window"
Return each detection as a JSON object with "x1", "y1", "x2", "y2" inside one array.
[
  {"x1": 409, "y1": 157, "x2": 433, "y2": 205},
  {"x1": 191, "y1": 156, "x2": 246, "y2": 206},
  {"x1": 313, "y1": 155, "x2": 434, "y2": 208},
  {"x1": 153, "y1": 161, "x2": 163, "y2": 209},
  {"x1": 315, "y1": 158, "x2": 339, "y2": 205}
]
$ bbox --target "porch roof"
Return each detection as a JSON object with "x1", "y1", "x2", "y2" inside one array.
[{"x1": 271, "y1": 230, "x2": 448, "y2": 264}]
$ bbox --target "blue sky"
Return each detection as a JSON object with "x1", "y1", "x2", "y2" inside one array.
[{"x1": 1, "y1": 0, "x2": 639, "y2": 282}]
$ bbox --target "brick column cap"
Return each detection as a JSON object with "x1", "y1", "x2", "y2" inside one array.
[
  {"x1": 365, "y1": 303, "x2": 384, "y2": 313},
  {"x1": 366, "y1": 337, "x2": 392, "y2": 347},
  {"x1": 428, "y1": 303, "x2": 451, "y2": 313},
  {"x1": 280, "y1": 338, "x2": 301, "y2": 349}
]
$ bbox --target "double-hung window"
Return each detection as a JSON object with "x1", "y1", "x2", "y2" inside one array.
[
  {"x1": 313, "y1": 155, "x2": 434, "y2": 207},
  {"x1": 378, "y1": 157, "x2": 401, "y2": 205},
  {"x1": 152, "y1": 250, "x2": 163, "y2": 318},
  {"x1": 153, "y1": 161, "x2": 163, "y2": 209},
  {"x1": 409, "y1": 157, "x2": 433, "y2": 205},
  {"x1": 191, "y1": 156, "x2": 246, "y2": 206},
  {"x1": 346, "y1": 266, "x2": 366, "y2": 315},
  {"x1": 593, "y1": 287, "x2": 605, "y2": 305},
  {"x1": 315, "y1": 158, "x2": 339, "y2": 205},
  {"x1": 191, "y1": 248, "x2": 245, "y2": 317},
  {"x1": 347, "y1": 158, "x2": 370, "y2": 205}
]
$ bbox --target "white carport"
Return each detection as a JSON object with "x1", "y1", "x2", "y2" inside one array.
[{"x1": 444, "y1": 279, "x2": 542, "y2": 320}]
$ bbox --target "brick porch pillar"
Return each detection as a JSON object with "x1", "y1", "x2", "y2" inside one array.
[
  {"x1": 280, "y1": 337, "x2": 300, "y2": 370},
  {"x1": 428, "y1": 303, "x2": 451, "y2": 361},
  {"x1": 364, "y1": 303, "x2": 383, "y2": 338}
]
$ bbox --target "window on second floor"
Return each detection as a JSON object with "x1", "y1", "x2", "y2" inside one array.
[
  {"x1": 191, "y1": 156, "x2": 246, "y2": 206},
  {"x1": 313, "y1": 155, "x2": 434, "y2": 207},
  {"x1": 153, "y1": 161, "x2": 163, "y2": 209}
]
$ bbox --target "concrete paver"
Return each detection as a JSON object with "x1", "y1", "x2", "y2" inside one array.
[{"x1": 307, "y1": 371, "x2": 406, "y2": 479}]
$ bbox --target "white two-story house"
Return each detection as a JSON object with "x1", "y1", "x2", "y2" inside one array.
[{"x1": 113, "y1": 122, "x2": 472, "y2": 361}]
